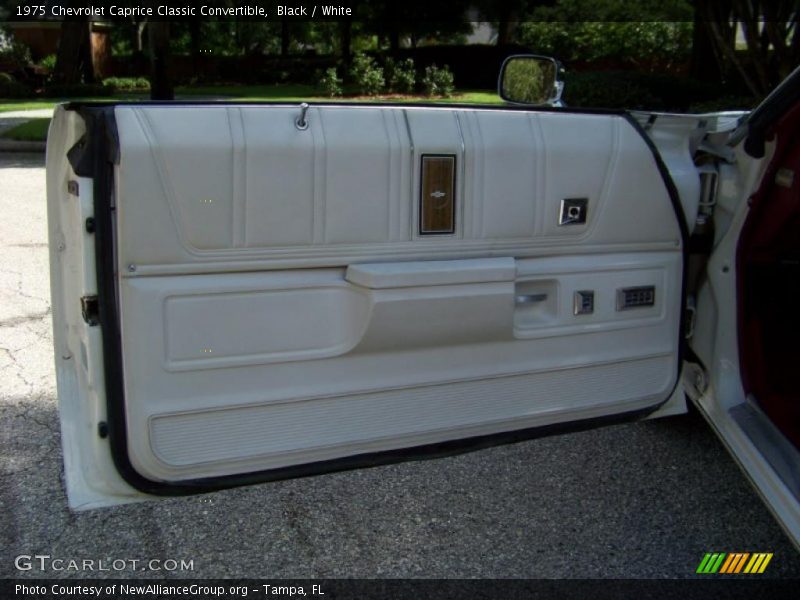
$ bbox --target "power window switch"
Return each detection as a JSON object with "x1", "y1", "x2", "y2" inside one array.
[{"x1": 574, "y1": 290, "x2": 594, "y2": 315}]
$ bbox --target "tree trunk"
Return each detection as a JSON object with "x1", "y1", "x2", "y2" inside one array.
[
  {"x1": 690, "y1": 2, "x2": 724, "y2": 82},
  {"x1": 53, "y1": 18, "x2": 93, "y2": 85},
  {"x1": 339, "y1": 21, "x2": 352, "y2": 65},
  {"x1": 495, "y1": 8, "x2": 519, "y2": 47},
  {"x1": 130, "y1": 19, "x2": 147, "y2": 54},
  {"x1": 281, "y1": 19, "x2": 290, "y2": 56},
  {"x1": 701, "y1": 0, "x2": 800, "y2": 98},
  {"x1": 707, "y1": 20, "x2": 763, "y2": 97},
  {"x1": 189, "y1": 21, "x2": 201, "y2": 72},
  {"x1": 148, "y1": 22, "x2": 173, "y2": 100},
  {"x1": 496, "y1": 22, "x2": 513, "y2": 46},
  {"x1": 389, "y1": 26, "x2": 401, "y2": 55}
]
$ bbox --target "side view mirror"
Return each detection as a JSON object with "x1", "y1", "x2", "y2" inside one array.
[{"x1": 498, "y1": 55, "x2": 564, "y2": 106}]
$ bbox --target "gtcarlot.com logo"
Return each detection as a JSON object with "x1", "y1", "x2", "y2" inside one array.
[
  {"x1": 696, "y1": 552, "x2": 773, "y2": 574},
  {"x1": 14, "y1": 554, "x2": 194, "y2": 572}
]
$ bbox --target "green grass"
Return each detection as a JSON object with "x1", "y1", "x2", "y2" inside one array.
[
  {"x1": 0, "y1": 84, "x2": 502, "y2": 113},
  {"x1": 175, "y1": 83, "x2": 314, "y2": 99},
  {"x1": 1, "y1": 118, "x2": 51, "y2": 141},
  {"x1": 175, "y1": 84, "x2": 502, "y2": 104},
  {"x1": 0, "y1": 100, "x2": 61, "y2": 113},
  {"x1": 0, "y1": 93, "x2": 147, "y2": 113}
]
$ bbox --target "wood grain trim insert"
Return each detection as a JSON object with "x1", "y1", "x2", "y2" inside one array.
[{"x1": 420, "y1": 154, "x2": 456, "y2": 235}]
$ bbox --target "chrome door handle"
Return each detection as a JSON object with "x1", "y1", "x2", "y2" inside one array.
[{"x1": 515, "y1": 293, "x2": 548, "y2": 305}]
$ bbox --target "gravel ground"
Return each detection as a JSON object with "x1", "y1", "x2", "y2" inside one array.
[{"x1": 1, "y1": 153, "x2": 798, "y2": 579}]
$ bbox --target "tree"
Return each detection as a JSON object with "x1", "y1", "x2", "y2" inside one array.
[
  {"x1": 365, "y1": 1, "x2": 473, "y2": 52},
  {"x1": 690, "y1": 0, "x2": 726, "y2": 82},
  {"x1": 280, "y1": 18, "x2": 289, "y2": 56},
  {"x1": 52, "y1": 17, "x2": 94, "y2": 84},
  {"x1": 699, "y1": 0, "x2": 800, "y2": 97},
  {"x1": 475, "y1": 0, "x2": 550, "y2": 46},
  {"x1": 148, "y1": 22, "x2": 172, "y2": 100},
  {"x1": 339, "y1": 21, "x2": 352, "y2": 64}
]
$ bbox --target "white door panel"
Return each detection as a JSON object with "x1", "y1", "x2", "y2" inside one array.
[
  {"x1": 114, "y1": 106, "x2": 680, "y2": 271},
  {"x1": 144, "y1": 356, "x2": 673, "y2": 481},
  {"x1": 47, "y1": 103, "x2": 685, "y2": 504},
  {"x1": 118, "y1": 251, "x2": 680, "y2": 482}
]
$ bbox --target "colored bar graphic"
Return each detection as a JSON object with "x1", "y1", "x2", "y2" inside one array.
[
  {"x1": 699, "y1": 552, "x2": 772, "y2": 574},
  {"x1": 696, "y1": 553, "x2": 713, "y2": 573},
  {"x1": 697, "y1": 553, "x2": 726, "y2": 574},
  {"x1": 734, "y1": 553, "x2": 750, "y2": 573},
  {"x1": 720, "y1": 553, "x2": 738, "y2": 574},
  {"x1": 758, "y1": 554, "x2": 773, "y2": 573},
  {"x1": 719, "y1": 554, "x2": 736, "y2": 573},
  {"x1": 711, "y1": 553, "x2": 726, "y2": 573},
  {"x1": 744, "y1": 554, "x2": 761, "y2": 573}
]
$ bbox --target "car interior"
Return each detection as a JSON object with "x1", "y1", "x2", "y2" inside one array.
[{"x1": 738, "y1": 100, "x2": 800, "y2": 451}]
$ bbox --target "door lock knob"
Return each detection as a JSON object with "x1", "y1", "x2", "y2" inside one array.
[{"x1": 559, "y1": 198, "x2": 588, "y2": 225}]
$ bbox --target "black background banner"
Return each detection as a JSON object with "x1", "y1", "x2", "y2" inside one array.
[
  {"x1": 5, "y1": 1, "x2": 361, "y2": 23},
  {"x1": 8, "y1": 1, "x2": 363, "y2": 23},
  {"x1": 0, "y1": 0, "x2": 705, "y2": 23},
  {"x1": 4, "y1": 579, "x2": 800, "y2": 600}
]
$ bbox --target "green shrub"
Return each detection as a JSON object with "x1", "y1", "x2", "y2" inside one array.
[
  {"x1": 514, "y1": 0, "x2": 693, "y2": 70},
  {"x1": 317, "y1": 67, "x2": 342, "y2": 97},
  {"x1": 562, "y1": 71, "x2": 658, "y2": 109},
  {"x1": 38, "y1": 54, "x2": 56, "y2": 72},
  {"x1": 517, "y1": 21, "x2": 692, "y2": 69},
  {"x1": 421, "y1": 64, "x2": 454, "y2": 97},
  {"x1": 0, "y1": 75, "x2": 33, "y2": 98},
  {"x1": 349, "y1": 53, "x2": 385, "y2": 96},
  {"x1": 0, "y1": 42, "x2": 32, "y2": 70},
  {"x1": 561, "y1": 70, "x2": 726, "y2": 111},
  {"x1": 0, "y1": 81, "x2": 34, "y2": 98},
  {"x1": 102, "y1": 76, "x2": 151, "y2": 92},
  {"x1": 43, "y1": 83, "x2": 115, "y2": 98},
  {"x1": 385, "y1": 58, "x2": 416, "y2": 94}
]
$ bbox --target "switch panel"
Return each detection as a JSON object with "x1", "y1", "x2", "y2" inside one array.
[
  {"x1": 573, "y1": 290, "x2": 594, "y2": 315},
  {"x1": 616, "y1": 286, "x2": 655, "y2": 310}
]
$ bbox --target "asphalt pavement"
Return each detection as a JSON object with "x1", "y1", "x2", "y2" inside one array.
[{"x1": 1, "y1": 153, "x2": 798, "y2": 579}]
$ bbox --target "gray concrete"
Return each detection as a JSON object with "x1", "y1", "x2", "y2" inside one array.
[{"x1": 1, "y1": 153, "x2": 798, "y2": 579}]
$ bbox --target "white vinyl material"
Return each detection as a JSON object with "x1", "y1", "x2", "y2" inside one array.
[
  {"x1": 102, "y1": 104, "x2": 687, "y2": 483},
  {"x1": 40, "y1": 103, "x2": 686, "y2": 488},
  {"x1": 150, "y1": 355, "x2": 672, "y2": 471},
  {"x1": 345, "y1": 257, "x2": 516, "y2": 288},
  {"x1": 114, "y1": 106, "x2": 681, "y2": 273}
]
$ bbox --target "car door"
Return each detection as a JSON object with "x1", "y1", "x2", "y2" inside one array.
[
  {"x1": 687, "y1": 67, "x2": 800, "y2": 549},
  {"x1": 47, "y1": 101, "x2": 689, "y2": 509}
]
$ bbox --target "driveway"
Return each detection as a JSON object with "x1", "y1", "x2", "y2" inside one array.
[{"x1": 0, "y1": 153, "x2": 798, "y2": 579}]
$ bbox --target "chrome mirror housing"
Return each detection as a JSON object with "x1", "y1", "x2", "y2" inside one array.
[{"x1": 498, "y1": 55, "x2": 563, "y2": 106}]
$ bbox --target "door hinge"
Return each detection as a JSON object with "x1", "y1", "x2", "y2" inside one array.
[
  {"x1": 682, "y1": 361, "x2": 708, "y2": 402},
  {"x1": 80, "y1": 295, "x2": 99, "y2": 326}
]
